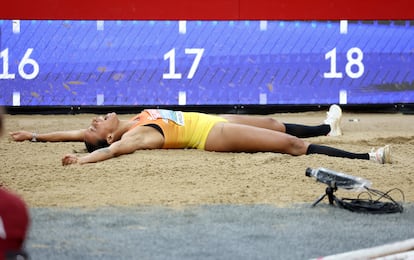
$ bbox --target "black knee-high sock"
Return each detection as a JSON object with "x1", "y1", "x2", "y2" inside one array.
[
  {"x1": 306, "y1": 144, "x2": 369, "y2": 160},
  {"x1": 284, "y1": 123, "x2": 330, "y2": 138}
]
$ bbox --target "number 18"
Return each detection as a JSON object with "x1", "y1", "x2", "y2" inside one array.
[{"x1": 324, "y1": 47, "x2": 364, "y2": 79}]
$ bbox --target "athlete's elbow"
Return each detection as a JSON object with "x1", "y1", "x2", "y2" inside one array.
[{"x1": 112, "y1": 148, "x2": 135, "y2": 157}]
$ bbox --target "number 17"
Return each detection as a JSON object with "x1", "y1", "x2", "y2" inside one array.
[{"x1": 163, "y1": 48, "x2": 204, "y2": 80}]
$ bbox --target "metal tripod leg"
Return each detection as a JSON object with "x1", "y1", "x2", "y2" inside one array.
[
  {"x1": 311, "y1": 193, "x2": 327, "y2": 207},
  {"x1": 312, "y1": 185, "x2": 337, "y2": 207}
]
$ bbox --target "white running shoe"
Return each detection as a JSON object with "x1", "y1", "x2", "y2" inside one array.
[
  {"x1": 369, "y1": 145, "x2": 392, "y2": 164},
  {"x1": 324, "y1": 104, "x2": 342, "y2": 136}
]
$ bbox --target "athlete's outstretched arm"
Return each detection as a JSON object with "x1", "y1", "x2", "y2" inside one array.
[
  {"x1": 10, "y1": 129, "x2": 86, "y2": 142},
  {"x1": 62, "y1": 126, "x2": 165, "y2": 165},
  {"x1": 62, "y1": 141, "x2": 129, "y2": 165}
]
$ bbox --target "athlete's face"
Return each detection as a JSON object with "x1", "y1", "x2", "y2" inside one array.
[{"x1": 84, "y1": 112, "x2": 119, "y2": 145}]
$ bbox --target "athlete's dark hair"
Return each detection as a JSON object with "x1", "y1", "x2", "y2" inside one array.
[{"x1": 84, "y1": 139, "x2": 109, "y2": 153}]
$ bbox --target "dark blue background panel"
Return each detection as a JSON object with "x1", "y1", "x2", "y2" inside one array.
[{"x1": 0, "y1": 20, "x2": 413, "y2": 106}]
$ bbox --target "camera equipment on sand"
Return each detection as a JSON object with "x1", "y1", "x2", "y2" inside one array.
[{"x1": 305, "y1": 167, "x2": 404, "y2": 214}]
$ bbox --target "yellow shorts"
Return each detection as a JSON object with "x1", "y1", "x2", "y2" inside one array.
[{"x1": 162, "y1": 112, "x2": 228, "y2": 150}]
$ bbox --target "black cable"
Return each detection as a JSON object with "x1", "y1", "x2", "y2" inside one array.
[{"x1": 334, "y1": 187, "x2": 404, "y2": 214}]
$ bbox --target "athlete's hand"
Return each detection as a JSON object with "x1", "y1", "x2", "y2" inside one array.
[
  {"x1": 10, "y1": 130, "x2": 32, "y2": 141},
  {"x1": 62, "y1": 154, "x2": 79, "y2": 166}
]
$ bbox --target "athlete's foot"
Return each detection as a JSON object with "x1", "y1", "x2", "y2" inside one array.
[
  {"x1": 324, "y1": 104, "x2": 342, "y2": 136},
  {"x1": 369, "y1": 145, "x2": 392, "y2": 164}
]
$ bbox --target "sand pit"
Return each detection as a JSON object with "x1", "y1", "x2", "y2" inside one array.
[{"x1": 1, "y1": 111, "x2": 413, "y2": 208}]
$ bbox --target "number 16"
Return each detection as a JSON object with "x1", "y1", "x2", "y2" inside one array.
[{"x1": 0, "y1": 48, "x2": 40, "y2": 80}]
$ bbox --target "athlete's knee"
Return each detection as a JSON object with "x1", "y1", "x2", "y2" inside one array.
[
  {"x1": 264, "y1": 117, "x2": 285, "y2": 132},
  {"x1": 266, "y1": 117, "x2": 281, "y2": 127},
  {"x1": 285, "y1": 135, "x2": 307, "y2": 155}
]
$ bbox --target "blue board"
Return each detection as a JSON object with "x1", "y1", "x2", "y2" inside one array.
[{"x1": 0, "y1": 20, "x2": 413, "y2": 106}]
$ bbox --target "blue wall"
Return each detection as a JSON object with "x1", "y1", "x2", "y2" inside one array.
[{"x1": 1, "y1": 20, "x2": 413, "y2": 106}]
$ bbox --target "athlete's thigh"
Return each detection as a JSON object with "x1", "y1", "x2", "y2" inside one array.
[
  {"x1": 205, "y1": 122, "x2": 300, "y2": 153},
  {"x1": 219, "y1": 114, "x2": 285, "y2": 132}
]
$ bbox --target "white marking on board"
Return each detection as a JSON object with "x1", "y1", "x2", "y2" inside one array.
[
  {"x1": 97, "y1": 94, "x2": 104, "y2": 105},
  {"x1": 339, "y1": 90, "x2": 348, "y2": 104},
  {"x1": 13, "y1": 92, "x2": 20, "y2": 106},
  {"x1": 259, "y1": 93, "x2": 267, "y2": 104},
  {"x1": 340, "y1": 20, "x2": 348, "y2": 34},
  {"x1": 179, "y1": 21, "x2": 187, "y2": 34},
  {"x1": 178, "y1": 91, "x2": 186, "y2": 105},
  {"x1": 97, "y1": 21, "x2": 104, "y2": 31},
  {"x1": 260, "y1": 21, "x2": 268, "y2": 31},
  {"x1": 12, "y1": 20, "x2": 20, "y2": 34}
]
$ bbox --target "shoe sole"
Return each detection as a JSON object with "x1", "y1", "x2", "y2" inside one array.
[
  {"x1": 327, "y1": 105, "x2": 342, "y2": 136},
  {"x1": 382, "y1": 145, "x2": 392, "y2": 164}
]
